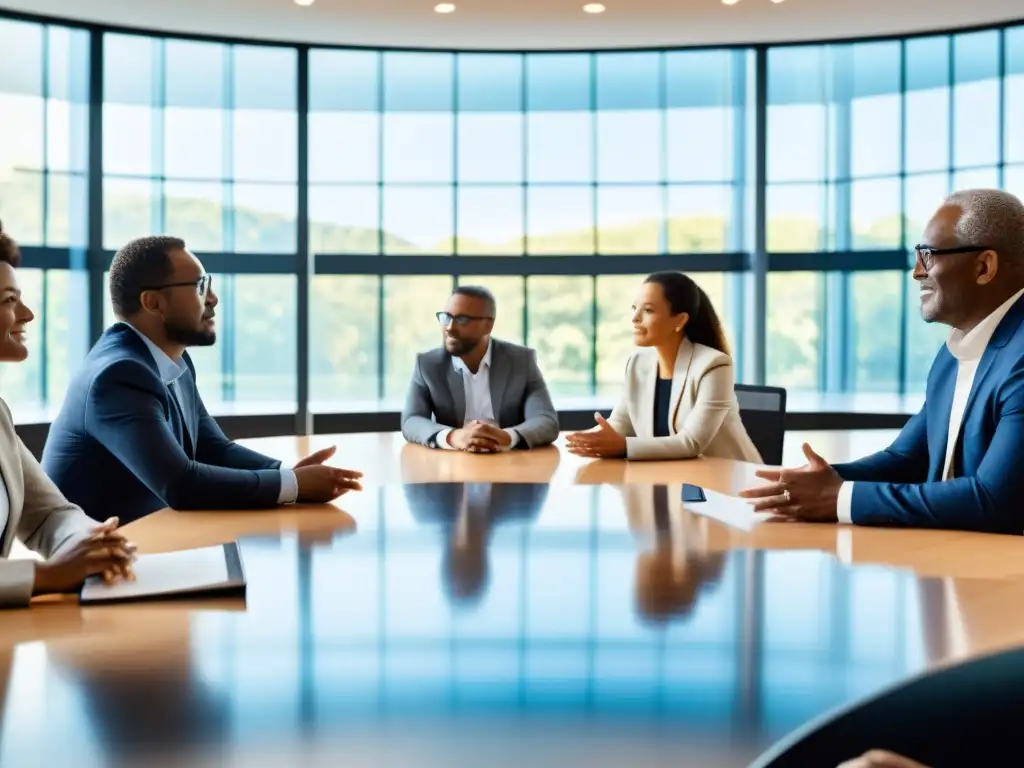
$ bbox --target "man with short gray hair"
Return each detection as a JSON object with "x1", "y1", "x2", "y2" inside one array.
[{"x1": 740, "y1": 188, "x2": 1024, "y2": 533}]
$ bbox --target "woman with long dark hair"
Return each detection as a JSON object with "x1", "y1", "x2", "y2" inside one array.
[{"x1": 566, "y1": 271, "x2": 761, "y2": 461}]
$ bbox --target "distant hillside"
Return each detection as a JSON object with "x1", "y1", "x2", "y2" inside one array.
[{"x1": 0, "y1": 174, "x2": 910, "y2": 255}]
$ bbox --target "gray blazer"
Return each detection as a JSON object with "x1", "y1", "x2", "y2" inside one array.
[
  {"x1": 0, "y1": 397, "x2": 94, "y2": 608},
  {"x1": 401, "y1": 338, "x2": 559, "y2": 449}
]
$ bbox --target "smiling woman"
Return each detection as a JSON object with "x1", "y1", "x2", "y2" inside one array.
[
  {"x1": 0, "y1": 221, "x2": 34, "y2": 363},
  {"x1": 0, "y1": 220, "x2": 137, "y2": 610}
]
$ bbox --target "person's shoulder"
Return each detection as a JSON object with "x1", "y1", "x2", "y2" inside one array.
[
  {"x1": 493, "y1": 338, "x2": 534, "y2": 359},
  {"x1": 85, "y1": 323, "x2": 152, "y2": 366},
  {"x1": 417, "y1": 346, "x2": 449, "y2": 367},
  {"x1": 89, "y1": 355, "x2": 161, "y2": 395},
  {"x1": 613, "y1": 347, "x2": 648, "y2": 378},
  {"x1": 0, "y1": 395, "x2": 14, "y2": 430},
  {"x1": 690, "y1": 342, "x2": 733, "y2": 371}
]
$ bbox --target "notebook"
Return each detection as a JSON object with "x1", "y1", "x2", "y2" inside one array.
[{"x1": 80, "y1": 541, "x2": 246, "y2": 605}]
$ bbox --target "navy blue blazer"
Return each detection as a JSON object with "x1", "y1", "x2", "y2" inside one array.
[
  {"x1": 41, "y1": 323, "x2": 284, "y2": 524},
  {"x1": 833, "y1": 293, "x2": 1024, "y2": 534}
]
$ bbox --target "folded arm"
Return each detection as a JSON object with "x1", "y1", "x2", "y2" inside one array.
[
  {"x1": 848, "y1": 386, "x2": 1024, "y2": 533},
  {"x1": 507, "y1": 350, "x2": 559, "y2": 448},
  {"x1": 625, "y1": 362, "x2": 734, "y2": 461},
  {"x1": 401, "y1": 357, "x2": 452, "y2": 447},
  {"x1": 86, "y1": 361, "x2": 283, "y2": 510}
]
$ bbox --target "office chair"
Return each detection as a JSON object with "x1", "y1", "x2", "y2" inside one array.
[
  {"x1": 734, "y1": 384, "x2": 787, "y2": 466},
  {"x1": 749, "y1": 645, "x2": 1024, "y2": 767}
]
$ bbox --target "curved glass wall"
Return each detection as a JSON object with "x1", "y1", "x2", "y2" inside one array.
[{"x1": 1, "y1": 10, "x2": 1023, "y2": 422}]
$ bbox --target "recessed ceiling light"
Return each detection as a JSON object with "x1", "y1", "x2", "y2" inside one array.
[
  {"x1": 721, "y1": 0, "x2": 740, "y2": 5},
  {"x1": 434, "y1": 2, "x2": 456, "y2": 12},
  {"x1": 583, "y1": 3, "x2": 606, "y2": 13},
  {"x1": 294, "y1": 0, "x2": 315, "y2": 6}
]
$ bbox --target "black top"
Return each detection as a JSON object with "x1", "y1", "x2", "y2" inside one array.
[{"x1": 653, "y1": 377, "x2": 673, "y2": 437}]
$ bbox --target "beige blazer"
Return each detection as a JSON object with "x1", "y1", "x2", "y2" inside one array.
[
  {"x1": 607, "y1": 338, "x2": 763, "y2": 463},
  {"x1": 0, "y1": 397, "x2": 94, "y2": 608}
]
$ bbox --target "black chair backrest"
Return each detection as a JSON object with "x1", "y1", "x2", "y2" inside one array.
[
  {"x1": 734, "y1": 384, "x2": 786, "y2": 466},
  {"x1": 749, "y1": 645, "x2": 1024, "y2": 767}
]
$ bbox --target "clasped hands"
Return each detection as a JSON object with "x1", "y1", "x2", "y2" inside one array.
[
  {"x1": 34, "y1": 516, "x2": 138, "y2": 596},
  {"x1": 447, "y1": 420, "x2": 512, "y2": 453},
  {"x1": 738, "y1": 443, "x2": 844, "y2": 523},
  {"x1": 293, "y1": 445, "x2": 364, "y2": 503}
]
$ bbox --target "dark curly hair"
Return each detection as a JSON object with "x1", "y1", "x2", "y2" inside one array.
[{"x1": 0, "y1": 220, "x2": 22, "y2": 267}]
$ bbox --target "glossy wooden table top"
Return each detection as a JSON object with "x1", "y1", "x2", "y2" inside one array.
[
  {"x1": 125, "y1": 431, "x2": 1024, "y2": 580},
  {"x1": 4, "y1": 430, "x2": 1024, "y2": 767},
  {"x1": 5, "y1": 482, "x2": 1024, "y2": 767}
]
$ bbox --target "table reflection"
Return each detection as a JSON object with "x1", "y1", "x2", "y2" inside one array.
[
  {"x1": 402, "y1": 482, "x2": 550, "y2": 605},
  {"x1": 0, "y1": 484, "x2": 953, "y2": 767}
]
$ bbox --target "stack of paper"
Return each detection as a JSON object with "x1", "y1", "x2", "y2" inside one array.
[{"x1": 683, "y1": 488, "x2": 774, "y2": 531}]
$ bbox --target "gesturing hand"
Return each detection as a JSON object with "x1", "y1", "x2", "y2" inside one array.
[
  {"x1": 295, "y1": 464, "x2": 363, "y2": 503},
  {"x1": 34, "y1": 516, "x2": 138, "y2": 596},
  {"x1": 738, "y1": 443, "x2": 843, "y2": 522},
  {"x1": 565, "y1": 412, "x2": 627, "y2": 459},
  {"x1": 294, "y1": 445, "x2": 337, "y2": 469}
]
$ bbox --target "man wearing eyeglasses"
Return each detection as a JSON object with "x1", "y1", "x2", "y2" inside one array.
[
  {"x1": 401, "y1": 285, "x2": 559, "y2": 452},
  {"x1": 41, "y1": 235, "x2": 362, "y2": 524},
  {"x1": 740, "y1": 188, "x2": 1024, "y2": 534}
]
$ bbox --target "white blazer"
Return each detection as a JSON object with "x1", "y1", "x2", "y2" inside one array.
[
  {"x1": 607, "y1": 338, "x2": 763, "y2": 463},
  {"x1": 0, "y1": 397, "x2": 94, "y2": 608}
]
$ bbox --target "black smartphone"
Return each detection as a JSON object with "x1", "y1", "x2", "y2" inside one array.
[{"x1": 682, "y1": 483, "x2": 707, "y2": 503}]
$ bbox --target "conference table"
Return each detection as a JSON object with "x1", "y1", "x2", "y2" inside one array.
[{"x1": 3, "y1": 431, "x2": 1024, "y2": 767}]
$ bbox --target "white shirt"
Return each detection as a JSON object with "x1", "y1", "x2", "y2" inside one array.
[
  {"x1": 124, "y1": 324, "x2": 297, "y2": 504},
  {"x1": 837, "y1": 286, "x2": 1024, "y2": 524},
  {"x1": 436, "y1": 341, "x2": 520, "y2": 451}
]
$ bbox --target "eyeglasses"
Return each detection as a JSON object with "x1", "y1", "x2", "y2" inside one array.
[
  {"x1": 914, "y1": 244, "x2": 992, "y2": 271},
  {"x1": 436, "y1": 311, "x2": 492, "y2": 327},
  {"x1": 140, "y1": 275, "x2": 212, "y2": 297}
]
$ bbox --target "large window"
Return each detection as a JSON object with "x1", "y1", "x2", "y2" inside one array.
[
  {"x1": 0, "y1": 18, "x2": 90, "y2": 419},
  {"x1": 308, "y1": 48, "x2": 752, "y2": 410},
  {"x1": 102, "y1": 34, "x2": 299, "y2": 411},
  {"x1": 766, "y1": 28, "x2": 1024, "y2": 395},
  {"x1": 2, "y1": 12, "x2": 1024, "y2": 423}
]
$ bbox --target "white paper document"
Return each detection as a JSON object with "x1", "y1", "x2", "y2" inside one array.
[
  {"x1": 81, "y1": 544, "x2": 235, "y2": 603},
  {"x1": 683, "y1": 488, "x2": 774, "y2": 531}
]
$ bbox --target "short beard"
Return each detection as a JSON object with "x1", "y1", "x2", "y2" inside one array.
[
  {"x1": 165, "y1": 318, "x2": 216, "y2": 347},
  {"x1": 446, "y1": 337, "x2": 478, "y2": 357}
]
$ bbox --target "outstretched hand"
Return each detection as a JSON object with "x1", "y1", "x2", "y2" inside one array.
[
  {"x1": 565, "y1": 412, "x2": 627, "y2": 459},
  {"x1": 294, "y1": 445, "x2": 337, "y2": 469},
  {"x1": 293, "y1": 445, "x2": 363, "y2": 503},
  {"x1": 738, "y1": 443, "x2": 842, "y2": 522}
]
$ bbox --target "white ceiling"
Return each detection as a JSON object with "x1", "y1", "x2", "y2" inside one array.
[{"x1": 1, "y1": 0, "x2": 1021, "y2": 50}]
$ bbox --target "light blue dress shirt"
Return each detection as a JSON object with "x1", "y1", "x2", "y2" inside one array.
[{"x1": 125, "y1": 324, "x2": 297, "y2": 504}]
